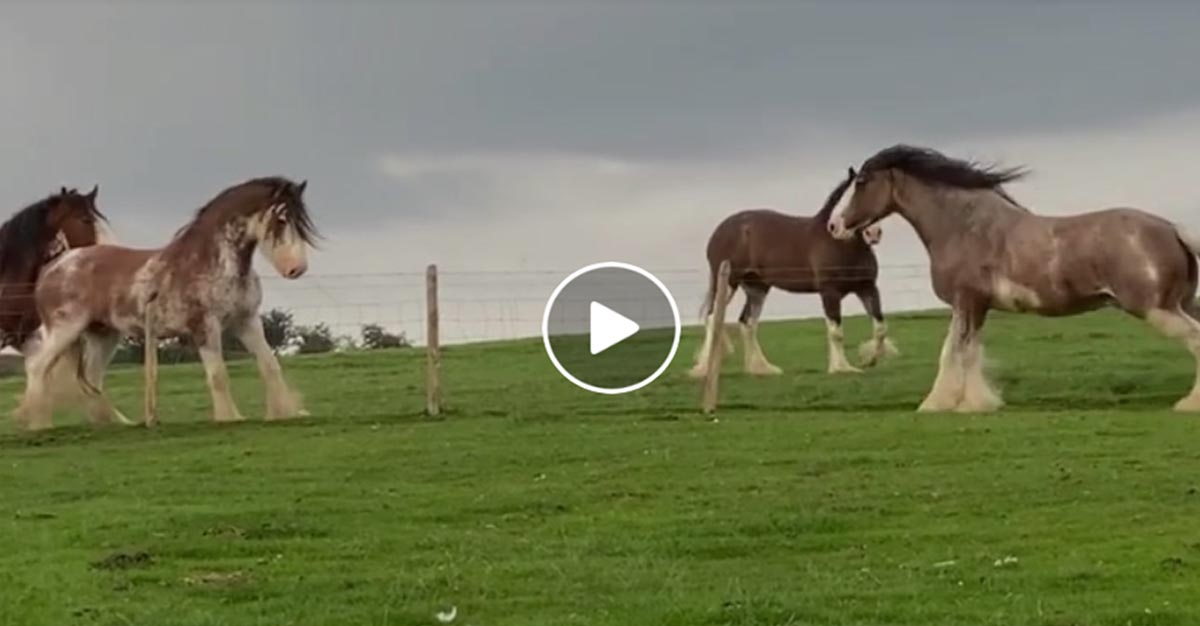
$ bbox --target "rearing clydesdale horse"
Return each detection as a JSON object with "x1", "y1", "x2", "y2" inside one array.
[
  {"x1": 830, "y1": 144, "x2": 1200, "y2": 412},
  {"x1": 0, "y1": 186, "x2": 109, "y2": 352},
  {"x1": 17, "y1": 177, "x2": 317, "y2": 430},
  {"x1": 691, "y1": 169, "x2": 897, "y2": 379}
]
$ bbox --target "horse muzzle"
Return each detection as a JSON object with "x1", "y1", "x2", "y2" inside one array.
[
  {"x1": 272, "y1": 258, "x2": 308, "y2": 280},
  {"x1": 828, "y1": 217, "x2": 856, "y2": 241}
]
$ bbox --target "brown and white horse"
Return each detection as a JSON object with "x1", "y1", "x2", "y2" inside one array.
[
  {"x1": 690, "y1": 169, "x2": 896, "y2": 379},
  {"x1": 830, "y1": 144, "x2": 1200, "y2": 412},
  {"x1": 17, "y1": 177, "x2": 317, "y2": 430},
  {"x1": 0, "y1": 186, "x2": 109, "y2": 353}
]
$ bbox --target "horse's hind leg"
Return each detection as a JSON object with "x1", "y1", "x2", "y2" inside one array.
[
  {"x1": 15, "y1": 316, "x2": 89, "y2": 430},
  {"x1": 1145, "y1": 307, "x2": 1200, "y2": 411},
  {"x1": 738, "y1": 284, "x2": 781, "y2": 376},
  {"x1": 234, "y1": 315, "x2": 306, "y2": 420},
  {"x1": 79, "y1": 331, "x2": 132, "y2": 426},
  {"x1": 855, "y1": 285, "x2": 900, "y2": 367},
  {"x1": 689, "y1": 281, "x2": 738, "y2": 379},
  {"x1": 821, "y1": 290, "x2": 860, "y2": 374},
  {"x1": 957, "y1": 308, "x2": 1001, "y2": 413}
]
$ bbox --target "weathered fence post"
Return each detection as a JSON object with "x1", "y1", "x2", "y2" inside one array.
[
  {"x1": 143, "y1": 299, "x2": 159, "y2": 427},
  {"x1": 702, "y1": 260, "x2": 732, "y2": 414},
  {"x1": 425, "y1": 264, "x2": 441, "y2": 417}
]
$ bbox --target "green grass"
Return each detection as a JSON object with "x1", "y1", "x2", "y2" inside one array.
[{"x1": 1, "y1": 309, "x2": 1199, "y2": 626}]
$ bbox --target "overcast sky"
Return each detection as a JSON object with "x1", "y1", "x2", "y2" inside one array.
[{"x1": 3, "y1": 3, "x2": 1199, "y2": 337}]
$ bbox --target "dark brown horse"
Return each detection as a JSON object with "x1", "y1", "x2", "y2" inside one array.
[
  {"x1": 690, "y1": 168, "x2": 897, "y2": 379},
  {"x1": 0, "y1": 186, "x2": 108, "y2": 352},
  {"x1": 17, "y1": 177, "x2": 317, "y2": 430},
  {"x1": 830, "y1": 144, "x2": 1200, "y2": 412}
]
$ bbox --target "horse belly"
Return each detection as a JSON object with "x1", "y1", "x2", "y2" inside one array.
[
  {"x1": 990, "y1": 276, "x2": 1053, "y2": 313},
  {"x1": 991, "y1": 274, "x2": 1111, "y2": 316}
]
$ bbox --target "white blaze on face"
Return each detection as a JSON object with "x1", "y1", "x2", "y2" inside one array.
[
  {"x1": 828, "y1": 216, "x2": 851, "y2": 240},
  {"x1": 47, "y1": 231, "x2": 69, "y2": 259},
  {"x1": 254, "y1": 204, "x2": 308, "y2": 279}
]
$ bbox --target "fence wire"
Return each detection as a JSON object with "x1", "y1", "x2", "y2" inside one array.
[{"x1": 255, "y1": 265, "x2": 940, "y2": 348}]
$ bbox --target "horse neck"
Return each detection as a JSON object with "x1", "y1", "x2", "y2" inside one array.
[
  {"x1": 0, "y1": 239, "x2": 50, "y2": 287},
  {"x1": 165, "y1": 214, "x2": 258, "y2": 279},
  {"x1": 895, "y1": 182, "x2": 1026, "y2": 256}
]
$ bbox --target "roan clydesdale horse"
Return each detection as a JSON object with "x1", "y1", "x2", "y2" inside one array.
[
  {"x1": 17, "y1": 177, "x2": 317, "y2": 430},
  {"x1": 691, "y1": 169, "x2": 897, "y2": 379},
  {"x1": 830, "y1": 144, "x2": 1200, "y2": 412}
]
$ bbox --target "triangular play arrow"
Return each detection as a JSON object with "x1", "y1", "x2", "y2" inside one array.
[{"x1": 590, "y1": 301, "x2": 640, "y2": 355}]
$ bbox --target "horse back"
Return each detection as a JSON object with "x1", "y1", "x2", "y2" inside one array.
[
  {"x1": 988, "y1": 209, "x2": 1193, "y2": 314},
  {"x1": 37, "y1": 245, "x2": 158, "y2": 329},
  {"x1": 706, "y1": 209, "x2": 876, "y2": 291}
]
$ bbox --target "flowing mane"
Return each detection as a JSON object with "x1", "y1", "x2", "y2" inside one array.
[
  {"x1": 174, "y1": 176, "x2": 319, "y2": 244},
  {"x1": 0, "y1": 189, "x2": 103, "y2": 284},
  {"x1": 861, "y1": 144, "x2": 1028, "y2": 191}
]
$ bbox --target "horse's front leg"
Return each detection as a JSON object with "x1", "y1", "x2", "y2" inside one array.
[
  {"x1": 196, "y1": 317, "x2": 245, "y2": 423},
  {"x1": 855, "y1": 284, "x2": 900, "y2": 367},
  {"x1": 234, "y1": 315, "x2": 306, "y2": 420},
  {"x1": 919, "y1": 299, "x2": 999, "y2": 412},
  {"x1": 919, "y1": 308, "x2": 968, "y2": 412},
  {"x1": 957, "y1": 304, "x2": 1002, "y2": 413}
]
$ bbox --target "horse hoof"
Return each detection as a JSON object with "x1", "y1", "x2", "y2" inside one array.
[
  {"x1": 687, "y1": 366, "x2": 708, "y2": 380},
  {"x1": 1173, "y1": 396, "x2": 1200, "y2": 412},
  {"x1": 954, "y1": 401, "x2": 1002, "y2": 414},
  {"x1": 917, "y1": 398, "x2": 956, "y2": 412}
]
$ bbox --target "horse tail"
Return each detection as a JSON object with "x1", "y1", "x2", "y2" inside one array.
[
  {"x1": 1176, "y1": 224, "x2": 1200, "y2": 316},
  {"x1": 39, "y1": 337, "x2": 86, "y2": 405},
  {"x1": 73, "y1": 340, "x2": 104, "y2": 398},
  {"x1": 1176, "y1": 224, "x2": 1200, "y2": 258}
]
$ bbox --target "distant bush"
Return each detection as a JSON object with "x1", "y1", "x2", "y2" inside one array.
[
  {"x1": 296, "y1": 323, "x2": 336, "y2": 354},
  {"x1": 105, "y1": 310, "x2": 410, "y2": 362},
  {"x1": 361, "y1": 323, "x2": 411, "y2": 350},
  {"x1": 261, "y1": 308, "x2": 296, "y2": 352}
]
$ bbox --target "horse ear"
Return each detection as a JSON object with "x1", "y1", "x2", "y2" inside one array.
[
  {"x1": 87, "y1": 184, "x2": 98, "y2": 200},
  {"x1": 847, "y1": 167, "x2": 857, "y2": 179},
  {"x1": 296, "y1": 180, "x2": 307, "y2": 195},
  {"x1": 60, "y1": 186, "x2": 68, "y2": 196}
]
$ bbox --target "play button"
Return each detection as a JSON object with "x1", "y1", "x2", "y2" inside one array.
[
  {"x1": 589, "y1": 301, "x2": 639, "y2": 355},
  {"x1": 543, "y1": 262, "x2": 681, "y2": 394}
]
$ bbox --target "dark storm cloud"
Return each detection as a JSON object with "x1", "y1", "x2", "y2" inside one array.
[{"x1": 0, "y1": 2, "x2": 1198, "y2": 237}]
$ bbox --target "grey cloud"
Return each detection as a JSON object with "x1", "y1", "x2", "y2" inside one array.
[{"x1": 0, "y1": 2, "x2": 1198, "y2": 238}]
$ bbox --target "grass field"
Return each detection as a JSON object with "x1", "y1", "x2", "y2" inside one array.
[{"x1": 2, "y1": 309, "x2": 1200, "y2": 626}]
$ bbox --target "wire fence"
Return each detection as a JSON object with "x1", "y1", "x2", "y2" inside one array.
[
  {"x1": 3, "y1": 263, "x2": 946, "y2": 416},
  {"x1": 258, "y1": 263, "x2": 941, "y2": 348}
]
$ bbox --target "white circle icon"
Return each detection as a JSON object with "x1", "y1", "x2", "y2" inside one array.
[{"x1": 542, "y1": 261, "x2": 681, "y2": 395}]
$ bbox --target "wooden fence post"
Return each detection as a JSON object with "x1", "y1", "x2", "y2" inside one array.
[
  {"x1": 143, "y1": 299, "x2": 159, "y2": 427},
  {"x1": 702, "y1": 260, "x2": 732, "y2": 414},
  {"x1": 425, "y1": 264, "x2": 441, "y2": 417}
]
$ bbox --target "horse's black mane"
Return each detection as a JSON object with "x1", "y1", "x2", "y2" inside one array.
[
  {"x1": 0, "y1": 189, "x2": 101, "y2": 284},
  {"x1": 186, "y1": 176, "x2": 318, "y2": 245},
  {"x1": 861, "y1": 145, "x2": 1028, "y2": 190}
]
